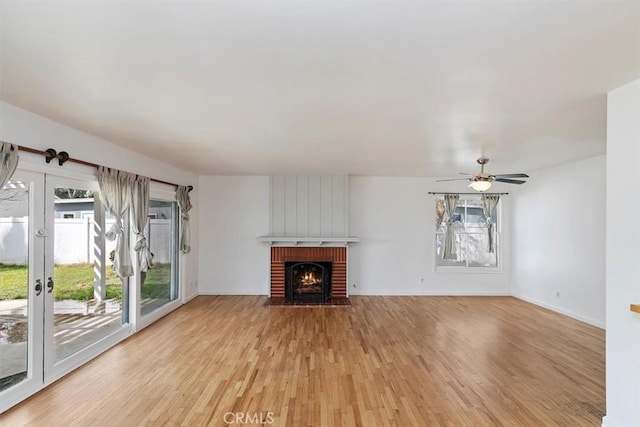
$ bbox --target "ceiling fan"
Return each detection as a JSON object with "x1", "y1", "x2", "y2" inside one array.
[{"x1": 437, "y1": 157, "x2": 529, "y2": 192}]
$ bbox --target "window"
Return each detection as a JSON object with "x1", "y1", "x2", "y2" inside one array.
[{"x1": 435, "y1": 197, "x2": 499, "y2": 268}]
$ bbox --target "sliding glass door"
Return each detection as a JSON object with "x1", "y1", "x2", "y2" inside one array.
[
  {"x1": 1, "y1": 167, "x2": 184, "y2": 411},
  {"x1": 141, "y1": 200, "x2": 179, "y2": 317},
  {"x1": 0, "y1": 171, "x2": 131, "y2": 409}
]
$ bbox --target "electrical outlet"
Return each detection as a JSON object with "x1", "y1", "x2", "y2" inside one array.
[
  {"x1": 556, "y1": 291, "x2": 561, "y2": 297},
  {"x1": 352, "y1": 283, "x2": 357, "y2": 288}
]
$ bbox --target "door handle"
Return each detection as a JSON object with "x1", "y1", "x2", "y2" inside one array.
[
  {"x1": 47, "y1": 277, "x2": 54, "y2": 293},
  {"x1": 35, "y1": 279, "x2": 43, "y2": 296}
]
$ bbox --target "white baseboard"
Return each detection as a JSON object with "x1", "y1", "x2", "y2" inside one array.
[
  {"x1": 425, "y1": 290, "x2": 511, "y2": 296},
  {"x1": 349, "y1": 290, "x2": 511, "y2": 296},
  {"x1": 198, "y1": 291, "x2": 269, "y2": 296},
  {"x1": 513, "y1": 294, "x2": 605, "y2": 329},
  {"x1": 200, "y1": 291, "x2": 510, "y2": 297},
  {"x1": 182, "y1": 292, "x2": 199, "y2": 304}
]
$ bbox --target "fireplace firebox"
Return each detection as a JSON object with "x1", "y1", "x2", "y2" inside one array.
[{"x1": 285, "y1": 261, "x2": 332, "y2": 302}]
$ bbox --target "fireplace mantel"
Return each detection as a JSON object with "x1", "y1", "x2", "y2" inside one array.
[{"x1": 257, "y1": 236, "x2": 359, "y2": 246}]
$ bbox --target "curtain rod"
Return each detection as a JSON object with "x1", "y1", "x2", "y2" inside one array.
[
  {"x1": 18, "y1": 146, "x2": 193, "y2": 192},
  {"x1": 428, "y1": 192, "x2": 508, "y2": 195}
]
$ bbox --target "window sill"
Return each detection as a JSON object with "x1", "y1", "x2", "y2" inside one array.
[{"x1": 434, "y1": 266, "x2": 504, "y2": 274}]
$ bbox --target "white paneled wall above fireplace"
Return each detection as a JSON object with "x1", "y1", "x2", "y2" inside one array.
[{"x1": 270, "y1": 175, "x2": 350, "y2": 238}]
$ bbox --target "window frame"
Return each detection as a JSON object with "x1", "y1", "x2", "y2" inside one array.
[{"x1": 433, "y1": 195, "x2": 503, "y2": 274}]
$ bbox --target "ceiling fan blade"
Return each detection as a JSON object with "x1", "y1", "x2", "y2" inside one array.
[
  {"x1": 458, "y1": 172, "x2": 475, "y2": 176},
  {"x1": 493, "y1": 173, "x2": 529, "y2": 178},
  {"x1": 494, "y1": 178, "x2": 526, "y2": 184},
  {"x1": 436, "y1": 178, "x2": 471, "y2": 182}
]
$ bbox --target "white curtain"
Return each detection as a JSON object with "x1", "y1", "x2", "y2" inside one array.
[
  {"x1": 443, "y1": 194, "x2": 460, "y2": 260},
  {"x1": 482, "y1": 194, "x2": 500, "y2": 253},
  {"x1": 97, "y1": 166, "x2": 135, "y2": 278},
  {"x1": 0, "y1": 141, "x2": 19, "y2": 189},
  {"x1": 130, "y1": 175, "x2": 153, "y2": 273},
  {"x1": 176, "y1": 185, "x2": 192, "y2": 253}
]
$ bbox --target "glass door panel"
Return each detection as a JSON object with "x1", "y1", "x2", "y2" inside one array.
[
  {"x1": 44, "y1": 177, "x2": 128, "y2": 373},
  {"x1": 141, "y1": 200, "x2": 178, "y2": 316},
  {"x1": 0, "y1": 172, "x2": 44, "y2": 409}
]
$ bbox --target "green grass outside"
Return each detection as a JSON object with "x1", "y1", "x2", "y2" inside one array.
[
  {"x1": 141, "y1": 265, "x2": 173, "y2": 300},
  {"x1": 0, "y1": 263, "x2": 172, "y2": 301}
]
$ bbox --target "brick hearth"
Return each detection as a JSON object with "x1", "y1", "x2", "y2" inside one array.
[{"x1": 270, "y1": 247, "x2": 347, "y2": 299}]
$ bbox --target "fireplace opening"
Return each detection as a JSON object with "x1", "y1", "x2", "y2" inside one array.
[{"x1": 285, "y1": 261, "x2": 332, "y2": 302}]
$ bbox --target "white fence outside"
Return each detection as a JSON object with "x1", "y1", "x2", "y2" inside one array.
[
  {"x1": 1, "y1": 218, "x2": 172, "y2": 265},
  {"x1": 0, "y1": 218, "x2": 27, "y2": 264}
]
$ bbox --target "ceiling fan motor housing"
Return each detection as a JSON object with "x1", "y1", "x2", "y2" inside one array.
[{"x1": 477, "y1": 157, "x2": 490, "y2": 175}]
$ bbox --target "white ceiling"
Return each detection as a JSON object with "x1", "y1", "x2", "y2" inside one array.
[{"x1": 0, "y1": 1, "x2": 638, "y2": 177}]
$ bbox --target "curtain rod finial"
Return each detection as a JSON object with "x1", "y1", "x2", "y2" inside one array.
[
  {"x1": 187, "y1": 185, "x2": 193, "y2": 192},
  {"x1": 57, "y1": 151, "x2": 69, "y2": 166},
  {"x1": 45, "y1": 148, "x2": 57, "y2": 164}
]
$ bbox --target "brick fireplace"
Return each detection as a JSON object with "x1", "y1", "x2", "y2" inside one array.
[
  {"x1": 262, "y1": 175, "x2": 358, "y2": 302},
  {"x1": 270, "y1": 247, "x2": 347, "y2": 300}
]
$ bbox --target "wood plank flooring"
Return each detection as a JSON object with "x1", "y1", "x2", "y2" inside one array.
[{"x1": 0, "y1": 296, "x2": 605, "y2": 426}]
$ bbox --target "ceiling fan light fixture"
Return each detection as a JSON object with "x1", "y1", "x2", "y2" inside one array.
[{"x1": 469, "y1": 180, "x2": 492, "y2": 192}]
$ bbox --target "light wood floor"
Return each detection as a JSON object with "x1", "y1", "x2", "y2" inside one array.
[{"x1": 0, "y1": 296, "x2": 605, "y2": 426}]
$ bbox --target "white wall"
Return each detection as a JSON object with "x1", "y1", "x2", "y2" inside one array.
[
  {"x1": 511, "y1": 155, "x2": 606, "y2": 328},
  {"x1": 198, "y1": 176, "x2": 270, "y2": 295},
  {"x1": 0, "y1": 101, "x2": 199, "y2": 301},
  {"x1": 198, "y1": 175, "x2": 511, "y2": 296},
  {"x1": 604, "y1": 79, "x2": 640, "y2": 427},
  {"x1": 348, "y1": 177, "x2": 511, "y2": 295},
  {"x1": 0, "y1": 102, "x2": 195, "y2": 186}
]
